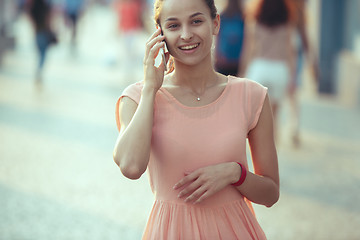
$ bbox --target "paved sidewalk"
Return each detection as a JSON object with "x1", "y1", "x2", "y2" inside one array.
[{"x1": 1, "y1": 5, "x2": 360, "y2": 240}]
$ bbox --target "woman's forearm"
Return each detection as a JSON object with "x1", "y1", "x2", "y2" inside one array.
[
  {"x1": 235, "y1": 171, "x2": 280, "y2": 207},
  {"x1": 113, "y1": 86, "x2": 157, "y2": 179}
]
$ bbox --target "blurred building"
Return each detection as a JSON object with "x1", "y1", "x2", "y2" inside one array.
[
  {"x1": 0, "y1": 0, "x2": 16, "y2": 64},
  {"x1": 318, "y1": 0, "x2": 360, "y2": 107}
]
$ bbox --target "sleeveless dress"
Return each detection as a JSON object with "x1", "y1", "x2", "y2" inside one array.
[{"x1": 115, "y1": 76, "x2": 268, "y2": 240}]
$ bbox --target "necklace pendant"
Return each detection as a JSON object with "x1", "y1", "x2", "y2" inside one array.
[{"x1": 197, "y1": 97, "x2": 201, "y2": 101}]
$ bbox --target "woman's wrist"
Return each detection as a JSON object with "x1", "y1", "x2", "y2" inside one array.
[
  {"x1": 142, "y1": 83, "x2": 159, "y2": 99},
  {"x1": 231, "y1": 162, "x2": 247, "y2": 187},
  {"x1": 228, "y1": 162, "x2": 241, "y2": 185}
]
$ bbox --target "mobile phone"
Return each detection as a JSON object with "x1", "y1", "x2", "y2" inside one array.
[{"x1": 154, "y1": 27, "x2": 167, "y2": 71}]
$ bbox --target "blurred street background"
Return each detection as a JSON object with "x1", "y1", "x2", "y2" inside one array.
[{"x1": 0, "y1": 0, "x2": 360, "y2": 239}]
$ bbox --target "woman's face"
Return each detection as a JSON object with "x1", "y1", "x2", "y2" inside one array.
[{"x1": 159, "y1": 0, "x2": 219, "y2": 66}]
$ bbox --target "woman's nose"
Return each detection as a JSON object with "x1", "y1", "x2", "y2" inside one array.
[{"x1": 180, "y1": 26, "x2": 193, "y2": 41}]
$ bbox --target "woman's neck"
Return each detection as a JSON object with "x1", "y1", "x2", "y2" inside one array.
[{"x1": 170, "y1": 56, "x2": 219, "y2": 93}]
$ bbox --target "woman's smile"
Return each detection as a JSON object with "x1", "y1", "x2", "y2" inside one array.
[{"x1": 178, "y1": 43, "x2": 200, "y2": 53}]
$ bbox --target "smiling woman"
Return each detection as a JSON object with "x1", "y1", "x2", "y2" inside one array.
[
  {"x1": 156, "y1": 2, "x2": 218, "y2": 74},
  {"x1": 113, "y1": 0, "x2": 279, "y2": 239}
]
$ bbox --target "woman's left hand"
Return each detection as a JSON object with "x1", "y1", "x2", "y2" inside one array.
[{"x1": 173, "y1": 162, "x2": 240, "y2": 204}]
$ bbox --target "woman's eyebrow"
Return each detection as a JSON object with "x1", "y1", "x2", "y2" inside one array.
[
  {"x1": 165, "y1": 17, "x2": 178, "y2": 22},
  {"x1": 165, "y1": 12, "x2": 204, "y2": 22},
  {"x1": 190, "y1": 12, "x2": 204, "y2": 18}
]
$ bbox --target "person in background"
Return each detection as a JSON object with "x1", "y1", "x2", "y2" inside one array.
[
  {"x1": 215, "y1": 0, "x2": 245, "y2": 76},
  {"x1": 114, "y1": 0, "x2": 144, "y2": 69},
  {"x1": 288, "y1": 0, "x2": 319, "y2": 147},
  {"x1": 28, "y1": 0, "x2": 57, "y2": 83},
  {"x1": 240, "y1": 0, "x2": 296, "y2": 141},
  {"x1": 15, "y1": 0, "x2": 27, "y2": 18},
  {"x1": 63, "y1": 0, "x2": 85, "y2": 48},
  {"x1": 113, "y1": 0, "x2": 279, "y2": 238}
]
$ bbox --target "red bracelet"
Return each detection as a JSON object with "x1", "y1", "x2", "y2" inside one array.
[{"x1": 232, "y1": 162, "x2": 247, "y2": 186}]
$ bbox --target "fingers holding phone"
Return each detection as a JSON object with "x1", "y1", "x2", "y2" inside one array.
[
  {"x1": 144, "y1": 28, "x2": 165, "y2": 64},
  {"x1": 143, "y1": 28, "x2": 167, "y2": 92}
]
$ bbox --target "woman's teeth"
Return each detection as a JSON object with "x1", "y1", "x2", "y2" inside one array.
[{"x1": 180, "y1": 43, "x2": 199, "y2": 50}]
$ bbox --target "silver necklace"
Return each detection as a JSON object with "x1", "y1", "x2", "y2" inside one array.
[
  {"x1": 169, "y1": 75, "x2": 219, "y2": 102},
  {"x1": 193, "y1": 75, "x2": 220, "y2": 101},
  {"x1": 189, "y1": 91, "x2": 203, "y2": 101}
]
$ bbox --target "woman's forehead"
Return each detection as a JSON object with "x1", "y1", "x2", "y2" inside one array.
[{"x1": 160, "y1": 0, "x2": 210, "y2": 20}]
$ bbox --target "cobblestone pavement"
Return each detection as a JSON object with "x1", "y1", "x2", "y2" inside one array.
[{"x1": 1, "y1": 5, "x2": 360, "y2": 240}]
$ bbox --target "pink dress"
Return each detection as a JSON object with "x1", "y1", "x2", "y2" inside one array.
[{"x1": 116, "y1": 76, "x2": 268, "y2": 239}]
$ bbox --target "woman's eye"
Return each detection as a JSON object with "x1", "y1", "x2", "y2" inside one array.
[
  {"x1": 168, "y1": 24, "x2": 179, "y2": 29},
  {"x1": 192, "y1": 19, "x2": 203, "y2": 24}
]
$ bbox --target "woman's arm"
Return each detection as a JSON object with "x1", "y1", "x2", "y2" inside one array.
[
  {"x1": 113, "y1": 29, "x2": 166, "y2": 179},
  {"x1": 236, "y1": 94, "x2": 279, "y2": 207},
  {"x1": 113, "y1": 89, "x2": 156, "y2": 180}
]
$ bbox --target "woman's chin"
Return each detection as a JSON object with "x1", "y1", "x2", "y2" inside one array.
[{"x1": 174, "y1": 54, "x2": 211, "y2": 68}]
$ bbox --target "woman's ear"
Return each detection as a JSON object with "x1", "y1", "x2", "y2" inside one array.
[{"x1": 213, "y1": 14, "x2": 220, "y2": 35}]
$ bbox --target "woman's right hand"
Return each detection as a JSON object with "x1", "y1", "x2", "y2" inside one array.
[{"x1": 143, "y1": 28, "x2": 167, "y2": 93}]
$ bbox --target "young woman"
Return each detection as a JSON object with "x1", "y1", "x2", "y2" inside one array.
[{"x1": 113, "y1": 0, "x2": 279, "y2": 239}]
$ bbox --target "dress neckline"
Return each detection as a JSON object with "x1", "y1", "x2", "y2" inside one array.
[{"x1": 160, "y1": 75, "x2": 231, "y2": 109}]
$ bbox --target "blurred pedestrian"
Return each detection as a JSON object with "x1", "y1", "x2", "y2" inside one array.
[
  {"x1": 115, "y1": 0, "x2": 144, "y2": 33},
  {"x1": 215, "y1": 0, "x2": 245, "y2": 76},
  {"x1": 63, "y1": 0, "x2": 85, "y2": 47},
  {"x1": 28, "y1": 0, "x2": 57, "y2": 82},
  {"x1": 240, "y1": 0, "x2": 296, "y2": 141},
  {"x1": 15, "y1": 0, "x2": 27, "y2": 18},
  {"x1": 113, "y1": 0, "x2": 279, "y2": 239},
  {"x1": 288, "y1": 0, "x2": 319, "y2": 147},
  {"x1": 114, "y1": 0, "x2": 144, "y2": 68}
]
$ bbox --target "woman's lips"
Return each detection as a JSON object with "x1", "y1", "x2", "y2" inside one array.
[{"x1": 178, "y1": 43, "x2": 200, "y2": 52}]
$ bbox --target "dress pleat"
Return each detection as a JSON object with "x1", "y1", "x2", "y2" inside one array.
[{"x1": 143, "y1": 200, "x2": 266, "y2": 240}]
